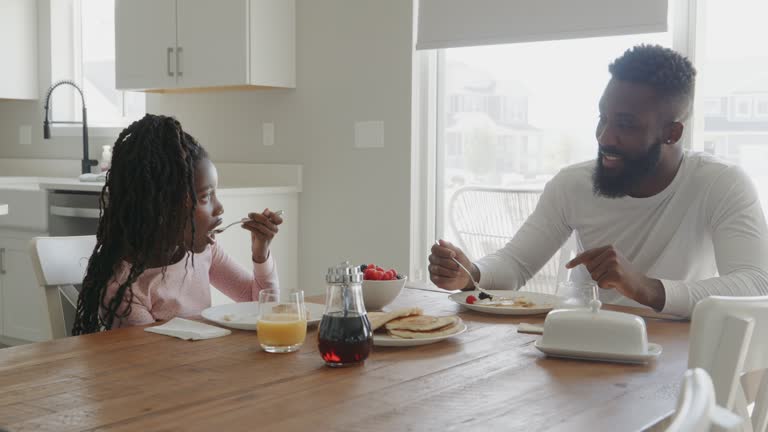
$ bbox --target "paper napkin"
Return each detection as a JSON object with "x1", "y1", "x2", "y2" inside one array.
[{"x1": 145, "y1": 317, "x2": 231, "y2": 340}]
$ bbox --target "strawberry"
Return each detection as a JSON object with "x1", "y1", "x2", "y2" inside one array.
[
  {"x1": 364, "y1": 268, "x2": 377, "y2": 280},
  {"x1": 466, "y1": 295, "x2": 477, "y2": 304}
]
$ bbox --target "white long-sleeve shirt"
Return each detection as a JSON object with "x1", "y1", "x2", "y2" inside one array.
[{"x1": 474, "y1": 151, "x2": 768, "y2": 317}]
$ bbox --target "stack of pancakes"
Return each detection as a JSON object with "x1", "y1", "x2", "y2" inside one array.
[{"x1": 368, "y1": 308, "x2": 463, "y2": 339}]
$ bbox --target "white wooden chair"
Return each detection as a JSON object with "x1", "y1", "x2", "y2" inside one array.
[
  {"x1": 448, "y1": 186, "x2": 575, "y2": 293},
  {"x1": 689, "y1": 296, "x2": 768, "y2": 432},
  {"x1": 29, "y1": 235, "x2": 96, "y2": 339},
  {"x1": 666, "y1": 368, "x2": 743, "y2": 432}
]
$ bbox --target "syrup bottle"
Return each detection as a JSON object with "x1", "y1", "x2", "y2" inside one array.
[{"x1": 318, "y1": 261, "x2": 373, "y2": 367}]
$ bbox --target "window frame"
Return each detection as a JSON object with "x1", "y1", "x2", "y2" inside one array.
[
  {"x1": 754, "y1": 95, "x2": 768, "y2": 120},
  {"x1": 409, "y1": 0, "x2": 699, "y2": 284},
  {"x1": 45, "y1": 0, "x2": 144, "y2": 138}
]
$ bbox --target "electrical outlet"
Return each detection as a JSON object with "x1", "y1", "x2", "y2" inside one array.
[
  {"x1": 263, "y1": 122, "x2": 275, "y2": 146},
  {"x1": 19, "y1": 125, "x2": 31, "y2": 145}
]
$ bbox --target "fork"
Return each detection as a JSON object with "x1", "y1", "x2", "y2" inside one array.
[
  {"x1": 211, "y1": 210, "x2": 284, "y2": 235},
  {"x1": 451, "y1": 256, "x2": 493, "y2": 296},
  {"x1": 434, "y1": 241, "x2": 492, "y2": 295}
]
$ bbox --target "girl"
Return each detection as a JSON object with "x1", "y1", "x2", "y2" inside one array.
[{"x1": 73, "y1": 114, "x2": 282, "y2": 334}]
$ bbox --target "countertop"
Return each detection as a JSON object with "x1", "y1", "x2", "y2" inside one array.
[
  {"x1": 0, "y1": 160, "x2": 303, "y2": 193},
  {"x1": 0, "y1": 177, "x2": 301, "y2": 194}
]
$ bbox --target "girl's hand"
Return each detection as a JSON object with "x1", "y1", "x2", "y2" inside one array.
[{"x1": 242, "y1": 209, "x2": 283, "y2": 263}]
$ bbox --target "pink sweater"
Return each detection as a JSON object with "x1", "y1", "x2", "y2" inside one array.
[{"x1": 105, "y1": 243, "x2": 279, "y2": 328}]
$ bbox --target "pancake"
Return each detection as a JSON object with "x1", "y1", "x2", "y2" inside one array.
[
  {"x1": 368, "y1": 307, "x2": 423, "y2": 330},
  {"x1": 387, "y1": 320, "x2": 464, "y2": 339},
  {"x1": 384, "y1": 315, "x2": 459, "y2": 332}
]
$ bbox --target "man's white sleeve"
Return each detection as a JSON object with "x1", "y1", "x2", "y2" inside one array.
[
  {"x1": 474, "y1": 174, "x2": 574, "y2": 290},
  {"x1": 660, "y1": 166, "x2": 768, "y2": 317}
]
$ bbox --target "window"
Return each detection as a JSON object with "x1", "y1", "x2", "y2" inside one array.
[
  {"x1": 692, "y1": 0, "x2": 768, "y2": 214},
  {"x1": 702, "y1": 98, "x2": 724, "y2": 116},
  {"x1": 412, "y1": 0, "x2": 768, "y2": 283},
  {"x1": 732, "y1": 96, "x2": 753, "y2": 120},
  {"x1": 755, "y1": 96, "x2": 768, "y2": 119},
  {"x1": 436, "y1": 32, "x2": 671, "y2": 249},
  {"x1": 49, "y1": 0, "x2": 144, "y2": 130}
]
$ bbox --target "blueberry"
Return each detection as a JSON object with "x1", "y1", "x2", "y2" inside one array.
[
  {"x1": 478, "y1": 292, "x2": 493, "y2": 300},
  {"x1": 360, "y1": 264, "x2": 367, "y2": 272}
]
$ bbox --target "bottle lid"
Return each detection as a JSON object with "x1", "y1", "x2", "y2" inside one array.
[{"x1": 326, "y1": 261, "x2": 363, "y2": 283}]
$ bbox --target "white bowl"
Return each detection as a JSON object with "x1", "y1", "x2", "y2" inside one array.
[
  {"x1": 539, "y1": 308, "x2": 649, "y2": 355},
  {"x1": 361, "y1": 277, "x2": 407, "y2": 310}
]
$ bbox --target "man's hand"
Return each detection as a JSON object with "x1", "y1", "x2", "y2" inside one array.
[
  {"x1": 243, "y1": 208, "x2": 283, "y2": 263},
  {"x1": 429, "y1": 240, "x2": 477, "y2": 291},
  {"x1": 566, "y1": 245, "x2": 665, "y2": 310}
]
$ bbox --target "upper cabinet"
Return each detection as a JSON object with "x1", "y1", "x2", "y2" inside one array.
[
  {"x1": 0, "y1": 0, "x2": 38, "y2": 99},
  {"x1": 115, "y1": 0, "x2": 295, "y2": 92}
]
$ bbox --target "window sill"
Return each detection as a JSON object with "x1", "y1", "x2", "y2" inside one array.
[{"x1": 50, "y1": 124, "x2": 125, "y2": 139}]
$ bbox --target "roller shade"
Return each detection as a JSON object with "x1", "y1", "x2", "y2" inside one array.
[{"x1": 416, "y1": 0, "x2": 668, "y2": 50}]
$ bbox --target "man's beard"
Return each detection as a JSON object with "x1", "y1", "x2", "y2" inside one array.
[{"x1": 592, "y1": 140, "x2": 663, "y2": 198}]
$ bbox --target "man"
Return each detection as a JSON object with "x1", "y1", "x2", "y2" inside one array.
[{"x1": 429, "y1": 45, "x2": 768, "y2": 318}]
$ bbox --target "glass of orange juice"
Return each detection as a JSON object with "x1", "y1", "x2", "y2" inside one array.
[{"x1": 257, "y1": 289, "x2": 307, "y2": 353}]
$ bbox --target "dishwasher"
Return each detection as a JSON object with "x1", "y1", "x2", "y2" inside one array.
[{"x1": 47, "y1": 190, "x2": 102, "y2": 335}]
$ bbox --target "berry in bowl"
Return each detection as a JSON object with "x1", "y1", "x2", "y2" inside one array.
[{"x1": 360, "y1": 263, "x2": 407, "y2": 311}]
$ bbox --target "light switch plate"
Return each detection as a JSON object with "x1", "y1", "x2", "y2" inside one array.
[
  {"x1": 354, "y1": 121, "x2": 384, "y2": 148},
  {"x1": 263, "y1": 122, "x2": 275, "y2": 146}
]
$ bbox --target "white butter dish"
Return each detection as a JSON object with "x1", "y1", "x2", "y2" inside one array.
[{"x1": 535, "y1": 306, "x2": 662, "y2": 364}]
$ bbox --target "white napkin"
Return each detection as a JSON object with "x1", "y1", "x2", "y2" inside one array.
[
  {"x1": 78, "y1": 172, "x2": 107, "y2": 182},
  {"x1": 145, "y1": 318, "x2": 231, "y2": 340},
  {"x1": 517, "y1": 323, "x2": 544, "y2": 335}
]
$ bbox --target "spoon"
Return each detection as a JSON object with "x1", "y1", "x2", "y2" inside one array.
[
  {"x1": 211, "y1": 210, "x2": 284, "y2": 235},
  {"x1": 434, "y1": 241, "x2": 492, "y2": 296}
]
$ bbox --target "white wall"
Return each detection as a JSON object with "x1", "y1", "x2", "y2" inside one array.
[{"x1": 0, "y1": 0, "x2": 414, "y2": 295}]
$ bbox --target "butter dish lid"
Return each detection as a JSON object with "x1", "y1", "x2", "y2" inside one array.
[{"x1": 539, "y1": 303, "x2": 649, "y2": 356}]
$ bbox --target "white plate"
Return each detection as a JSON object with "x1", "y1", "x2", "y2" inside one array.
[
  {"x1": 201, "y1": 302, "x2": 325, "y2": 331},
  {"x1": 373, "y1": 322, "x2": 467, "y2": 347},
  {"x1": 534, "y1": 340, "x2": 663, "y2": 364},
  {"x1": 449, "y1": 290, "x2": 562, "y2": 316}
]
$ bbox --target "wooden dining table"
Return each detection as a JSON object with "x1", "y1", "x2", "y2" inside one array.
[{"x1": 0, "y1": 287, "x2": 690, "y2": 432}]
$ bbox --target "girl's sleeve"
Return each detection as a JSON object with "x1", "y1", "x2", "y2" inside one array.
[{"x1": 209, "y1": 243, "x2": 280, "y2": 302}]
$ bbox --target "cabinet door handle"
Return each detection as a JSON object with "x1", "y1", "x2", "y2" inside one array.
[
  {"x1": 0, "y1": 248, "x2": 5, "y2": 275},
  {"x1": 50, "y1": 205, "x2": 101, "y2": 219},
  {"x1": 177, "y1": 46, "x2": 183, "y2": 77},
  {"x1": 167, "y1": 47, "x2": 174, "y2": 77}
]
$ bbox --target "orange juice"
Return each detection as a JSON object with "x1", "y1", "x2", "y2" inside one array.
[{"x1": 257, "y1": 314, "x2": 307, "y2": 347}]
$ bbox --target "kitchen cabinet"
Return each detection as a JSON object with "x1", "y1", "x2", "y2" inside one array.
[
  {"x1": 116, "y1": 0, "x2": 295, "y2": 91},
  {"x1": 208, "y1": 189, "x2": 298, "y2": 306},
  {"x1": 0, "y1": 233, "x2": 49, "y2": 343},
  {"x1": 0, "y1": 0, "x2": 38, "y2": 99}
]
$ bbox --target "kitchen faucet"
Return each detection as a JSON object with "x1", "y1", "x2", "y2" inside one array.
[{"x1": 42, "y1": 80, "x2": 98, "y2": 175}]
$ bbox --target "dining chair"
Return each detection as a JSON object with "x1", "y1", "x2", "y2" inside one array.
[
  {"x1": 447, "y1": 186, "x2": 575, "y2": 293},
  {"x1": 689, "y1": 296, "x2": 768, "y2": 432},
  {"x1": 29, "y1": 235, "x2": 96, "y2": 339},
  {"x1": 666, "y1": 368, "x2": 743, "y2": 432}
]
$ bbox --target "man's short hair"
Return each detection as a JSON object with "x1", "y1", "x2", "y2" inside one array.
[{"x1": 609, "y1": 44, "x2": 696, "y2": 115}]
